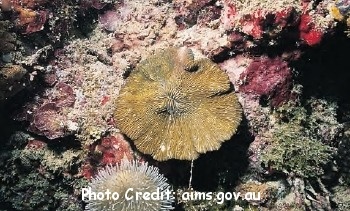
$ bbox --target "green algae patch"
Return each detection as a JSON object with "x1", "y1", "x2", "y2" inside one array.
[
  {"x1": 262, "y1": 102, "x2": 336, "y2": 178},
  {"x1": 262, "y1": 123, "x2": 333, "y2": 178}
]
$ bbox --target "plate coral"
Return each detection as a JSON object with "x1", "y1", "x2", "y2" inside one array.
[{"x1": 114, "y1": 47, "x2": 242, "y2": 161}]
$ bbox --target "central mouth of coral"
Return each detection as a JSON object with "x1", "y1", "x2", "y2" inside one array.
[
  {"x1": 158, "y1": 91, "x2": 186, "y2": 117},
  {"x1": 165, "y1": 96, "x2": 180, "y2": 116}
]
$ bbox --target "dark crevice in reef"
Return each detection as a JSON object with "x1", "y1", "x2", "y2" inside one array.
[
  {"x1": 212, "y1": 47, "x2": 232, "y2": 63},
  {"x1": 0, "y1": 83, "x2": 46, "y2": 142},
  {"x1": 46, "y1": 135, "x2": 82, "y2": 152},
  {"x1": 191, "y1": 116, "x2": 252, "y2": 192},
  {"x1": 294, "y1": 27, "x2": 350, "y2": 104},
  {"x1": 0, "y1": 103, "x2": 18, "y2": 144},
  {"x1": 0, "y1": 89, "x2": 35, "y2": 145},
  {"x1": 0, "y1": 75, "x2": 32, "y2": 143}
]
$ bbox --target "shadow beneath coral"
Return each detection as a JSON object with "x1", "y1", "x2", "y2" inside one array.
[
  {"x1": 150, "y1": 115, "x2": 253, "y2": 192},
  {"x1": 0, "y1": 102, "x2": 18, "y2": 144},
  {"x1": 191, "y1": 116, "x2": 253, "y2": 191}
]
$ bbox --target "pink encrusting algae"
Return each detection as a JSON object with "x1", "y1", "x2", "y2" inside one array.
[
  {"x1": 238, "y1": 56, "x2": 294, "y2": 107},
  {"x1": 221, "y1": 0, "x2": 335, "y2": 45}
]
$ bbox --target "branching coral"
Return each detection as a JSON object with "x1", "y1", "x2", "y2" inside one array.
[{"x1": 114, "y1": 47, "x2": 242, "y2": 161}]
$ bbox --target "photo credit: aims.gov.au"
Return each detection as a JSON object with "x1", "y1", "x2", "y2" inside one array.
[{"x1": 82, "y1": 187, "x2": 261, "y2": 205}]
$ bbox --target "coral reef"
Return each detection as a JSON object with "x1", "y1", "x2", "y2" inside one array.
[
  {"x1": 337, "y1": 125, "x2": 350, "y2": 184},
  {"x1": 329, "y1": 0, "x2": 350, "y2": 27},
  {"x1": 16, "y1": 82, "x2": 77, "y2": 139},
  {"x1": 115, "y1": 47, "x2": 242, "y2": 161},
  {"x1": 0, "y1": 0, "x2": 349, "y2": 210},
  {"x1": 0, "y1": 0, "x2": 50, "y2": 34},
  {"x1": 27, "y1": 103, "x2": 70, "y2": 139},
  {"x1": 331, "y1": 184, "x2": 350, "y2": 210},
  {"x1": 93, "y1": 134, "x2": 133, "y2": 166},
  {"x1": 261, "y1": 101, "x2": 340, "y2": 178},
  {"x1": 0, "y1": 0, "x2": 117, "y2": 104},
  {"x1": 173, "y1": 0, "x2": 220, "y2": 28},
  {"x1": 0, "y1": 132, "x2": 87, "y2": 210},
  {"x1": 235, "y1": 180, "x2": 282, "y2": 206},
  {"x1": 307, "y1": 98, "x2": 343, "y2": 144},
  {"x1": 242, "y1": 99, "x2": 344, "y2": 210},
  {"x1": 14, "y1": 7, "x2": 48, "y2": 34},
  {"x1": 0, "y1": 0, "x2": 116, "y2": 49},
  {"x1": 14, "y1": 29, "x2": 123, "y2": 143},
  {"x1": 85, "y1": 159, "x2": 174, "y2": 210}
]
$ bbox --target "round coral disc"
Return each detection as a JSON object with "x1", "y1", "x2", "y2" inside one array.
[{"x1": 114, "y1": 47, "x2": 242, "y2": 161}]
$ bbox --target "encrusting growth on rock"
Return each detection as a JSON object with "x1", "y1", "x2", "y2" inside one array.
[{"x1": 114, "y1": 47, "x2": 242, "y2": 161}]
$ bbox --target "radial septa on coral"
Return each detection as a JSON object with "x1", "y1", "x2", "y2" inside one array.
[
  {"x1": 190, "y1": 96, "x2": 239, "y2": 153},
  {"x1": 114, "y1": 47, "x2": 242, "y2": 160},
  {"x1": 115, "y1": 87, "x2": 161, "y2": 139},
  {"x1": 182, "y1": 60, "x2": 231, "y2": 97},
  {"x1": 137, "y1": 49, "x2": 184, "y2": 82},
  {"x1": 134, "y1": 120, "x2": 165, "y2": 155},
  {"x1": 158, "y1": 115, "x2": 198, "y2": 160}
]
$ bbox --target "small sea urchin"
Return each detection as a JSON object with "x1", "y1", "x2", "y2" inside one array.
[
  {"x1": 85, "y1": 159, "x2": 174, "y2": 211},
  {"x1": 114, "y1": 47, "x2": 242, "y2": 161}
]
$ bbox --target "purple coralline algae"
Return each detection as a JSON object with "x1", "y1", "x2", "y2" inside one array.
[
  {"x1": 28, "y1": 103, "x2": 69, "y2": 139},
  {"x1": 80, "y1": 133, "x2": 134, "y2": 179},
  {"x1": 238, "y1": 56, "x2": 293, "y2": 107}
]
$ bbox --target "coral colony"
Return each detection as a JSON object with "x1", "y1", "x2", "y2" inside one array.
[
  {"x1": 114, "y1": 47, "x2": 242, "y2": 161},
  {"x1": 0, "y1": 0, "x2": 350, "y2": 210},
  {"x1": 84, "y1": 159, "x2": 174, "y2": 211}
]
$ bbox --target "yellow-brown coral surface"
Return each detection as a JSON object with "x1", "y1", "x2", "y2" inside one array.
[{"x1": 115, "y1": 47, "x2": 242, "y2": 161}]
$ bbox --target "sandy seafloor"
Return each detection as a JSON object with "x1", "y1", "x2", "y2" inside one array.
[{"x1": 0, "y1": 0, "x2": 350, "y2": 210}]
